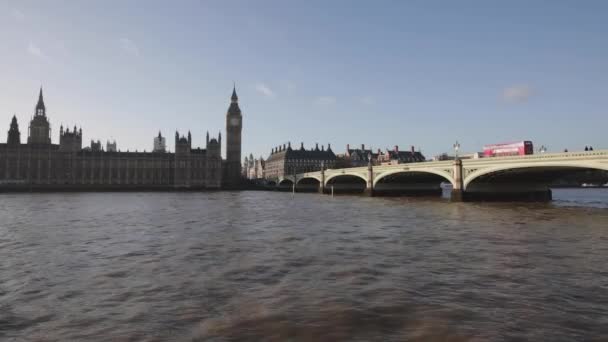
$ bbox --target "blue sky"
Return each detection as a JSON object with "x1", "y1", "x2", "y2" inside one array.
[{"x1": 1, "y1": 0, "x2": 606, "y2": 159}]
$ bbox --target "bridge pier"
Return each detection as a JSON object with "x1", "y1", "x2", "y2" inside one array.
[
  {"x1": 450, "y1": 189, "x2": 465, "y2": 202},
  {"x1": 365, "y1": 159, "x2": 374, "y2": 196},
  {"x1": 450, "y1": 159, "x2": 464, "y2": 202},
  {"x1": 319, "y1": 167, "x2": 325, "y2": 194}
]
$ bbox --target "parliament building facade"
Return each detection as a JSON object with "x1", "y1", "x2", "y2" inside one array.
[{"x1": 0, "y1": 87, "x2": 243, "y2": 191}]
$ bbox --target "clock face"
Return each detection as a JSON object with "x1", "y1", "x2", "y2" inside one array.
[{"x1": 230, "y1": 117, "x2": 240, "y2": 126}]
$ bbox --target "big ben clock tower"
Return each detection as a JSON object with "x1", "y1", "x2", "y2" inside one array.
[{"x1": 225, "y1": 85, "x2": 242, "y2": 188}]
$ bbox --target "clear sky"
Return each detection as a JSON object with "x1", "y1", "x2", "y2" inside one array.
[{"x1": 1, "y1": 0, "x2": 606, "y2": 159}]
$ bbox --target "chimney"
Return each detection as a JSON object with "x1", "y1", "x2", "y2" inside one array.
[
  {"x1": 347, "y1": 144, "x2": 350, "y2": 151},
  {"x1": 411, "y1": 145, "x2": 415, "y2": 153},
  {"x1": 361, "y1": 144, "x2": 365, "y2": 150},
  {"x1": 394, "y1": 145, "x2": 399, "y2": 152}
]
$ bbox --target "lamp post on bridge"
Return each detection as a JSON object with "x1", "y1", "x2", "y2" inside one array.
[
  {"x1": 364, "y1": 152, "x2": 374, "y2": 196},
  {"x1": 451, "y1": 141, "x2": 464, "y2": 202},
  {"x1": 453, "y1": 141, "x2": 460, "y2": 160}
]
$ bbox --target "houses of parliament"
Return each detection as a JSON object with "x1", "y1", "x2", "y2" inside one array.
[{"x1": 0, "y1": 87, "x2": 243, "y2": 191}]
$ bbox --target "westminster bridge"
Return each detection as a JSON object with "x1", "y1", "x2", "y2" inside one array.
[{"x1": 273, "y1": 150, "x2": 608, "y2": 201}]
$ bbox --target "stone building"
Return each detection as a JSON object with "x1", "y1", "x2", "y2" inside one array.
[
  {"x1": 343, "y1": 144, "x2": 380, "y2": 167},
  {"x1": 153, "y1": 132, "x2": 166, "y2": 153},
  {"x1": 264, "y1": 142, "x2": 336, "y2": 180},
  {"x1": 106, "y1": 140, "x2": 117, "y2": 152},
  {"x1": 243, "y1": 153, "x2": 266, "y2": 180},
  {"x1": 339, "y1": 144, "x2": 425, "y2": 167},
  {"x1": 377, "y1": 145, "x2": 426, "y2": 165},
  {"x1": 255, "y1": 157, "x2": 265, "y2": 180},
  {"x1": 0, "y1": 87, "x2": 237, "y2": 190}
]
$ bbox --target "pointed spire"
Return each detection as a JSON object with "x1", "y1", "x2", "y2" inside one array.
[
  {"x1": 231, "y1": 83, "x2": 238, "y2": 103},
  {"x1": 36, "y1": 86, "x2": 46, "y2": 115}
]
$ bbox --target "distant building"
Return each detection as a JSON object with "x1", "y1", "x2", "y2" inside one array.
[
  {"x1": 344, "y1": 144, "x2": 379, "y2": 167},
  {"x1": 153, "y1": 131, "x2": 166, "y2": 153},
  {"x1": 377, "y1": 146, "x2": 425, "y2": 165},
  {"x1": 0, "y1": 87, "x2": 240, "y2": 190},
  {"x1": 243, "y1": 153, "x2": 266, "y2": 180},
  {"x1": 90, "y1": 140, "x2": 102, "y2": 152},
  {"x1": 106, "y1": 140, "x2": 117, "y2": 152},
  {"x1": 59, "y1": 125, "x2": 82, "y2": 152},
  {"x1": 255, "y1": 157, "x2": 265, "y2": 180},
  {"x1": 264, "y1": 142, "x2": 336, "y2": 180}
]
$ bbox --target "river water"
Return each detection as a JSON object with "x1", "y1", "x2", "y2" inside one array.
[{"x1": 1, "y1": 189, "x2": 607, "y2": 341}]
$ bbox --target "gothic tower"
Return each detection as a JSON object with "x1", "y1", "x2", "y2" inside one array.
[
  {"x1": 7, "y1": 115, "x2": 21, "y2": 145},
  {"x1": 27, "y1": 87, "x2": 51, "y2": 144},
  {"x1": 174, "y1": 131, "x2": 191, "y2": 187},
  {"x1": 225, "y1": 85, "x2": 242, "y2": 187}
]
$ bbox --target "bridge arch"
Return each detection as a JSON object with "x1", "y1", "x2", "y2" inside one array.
[
  {"x1": 295, "y1": 177, "x2": 321, "y2": 192},
  {"x1": 373, "y1": 169, "x2": 455, "y2": 187},
  {"x1": 296, "y1": 176, "x2": 322, "y2": 184},
  {"x1": 324, "y1": 172, "x2": 368, "y2": 193},
  {"x1": 372, "y1": 168, "x2": 454, "y2": 196},
  {"x1": 277, "y1": 178, "x2": 294, "y2": 189},
  {"x1": 464, "y1": 162, "x2": 608, "y2": 191},
  {"x1": 324, "y1": 172, "x2": 367, "y2": 186}
]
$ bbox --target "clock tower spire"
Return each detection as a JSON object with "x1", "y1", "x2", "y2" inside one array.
[{"x1": 225, "y1": 84, "x2": 242, "y2": 188}]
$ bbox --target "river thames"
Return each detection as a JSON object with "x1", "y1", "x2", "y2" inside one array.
[{"x1": 1, "y1": 189, "x2": 607, "y2": 341}]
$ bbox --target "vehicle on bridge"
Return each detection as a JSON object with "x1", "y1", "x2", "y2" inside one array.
[{"x1": 483, "y1": 141, "x2": 533, "y2": 157}]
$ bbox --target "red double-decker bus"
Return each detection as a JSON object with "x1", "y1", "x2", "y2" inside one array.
[{"x1": 483, "y1": 141, "x2": 533, "y2": 157}]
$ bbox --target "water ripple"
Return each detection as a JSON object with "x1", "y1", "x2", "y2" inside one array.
[{"x1": 0, "y1": 191, "x2": 607, "y2": 341}]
